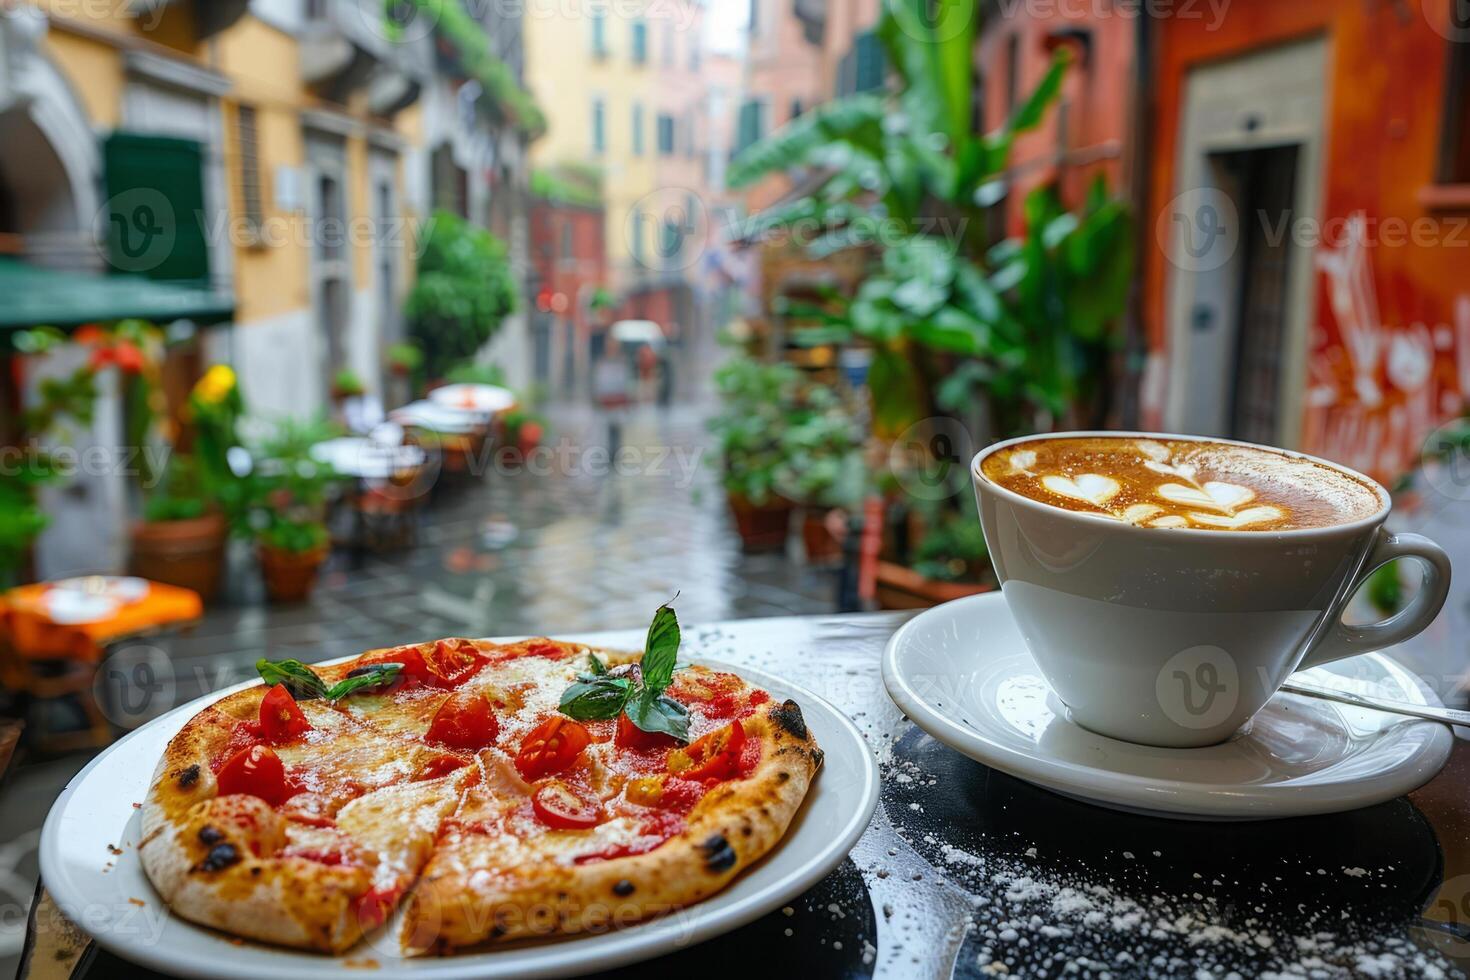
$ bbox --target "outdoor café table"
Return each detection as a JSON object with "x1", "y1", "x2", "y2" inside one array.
[
  {"x1": 310, "y1": 436, "x2": 428, "y2": 481},
  {"x1": 389, "y1": 399, "x2": 490, "y2": 434},
  {"x1": 18, "y1": 611, "x2": 1470, "y2": 978}
]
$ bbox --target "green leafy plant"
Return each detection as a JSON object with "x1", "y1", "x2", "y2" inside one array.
[
  {"x1": 406, "y1": 210, "x2": 519, "y2": 382},
  {"x1": 332, "y1": 368, "x2": 366, "y2": 398},
  {"x1": 143, "y1": 455, "x2": 209, "y2": 523},
  {"x1": 773, "y1": 392, "x2": 866, "y2": 510},
  {"x1": 499, "y1": 405, "x2": 546, "y2": 447},
  {"x1": 247, "y1": 418, "x2": 342, "y2": 555},
  {"x1": 384, "y1": 0, "x2": 545, "y2": 135},
  {"x1": 911, "y1": 506, "x2": 991, "y2": 583},
  {"x1": 386, "y1": 341, "x2": 424, "y2": 376},
  {"x1": 727, "y1": 0, "x2": 1132, "y2": 439},
  {"x1": 531, "y1": 164, "x2": 602, "y2": 208},
  {"x1": 557, "y1": 602, "x2": 690, "y2": 741},
  {"x1": 707, "y1": 354, "x2": 807, "y2": 505}
]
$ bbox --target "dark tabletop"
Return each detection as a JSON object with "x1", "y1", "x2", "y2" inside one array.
[{"x1": 20, "y1": 612, "x2": 1470, "y2": 979}]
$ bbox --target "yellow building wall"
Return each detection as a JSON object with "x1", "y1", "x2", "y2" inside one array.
[
  {"x1": 524, "y1": 1, "x2": 659, "y2": 287},
  {"x1": 41, "y1": 30, "x2": 122, "y2": 127},
  {"x1": 213, "y1": 17, "x2": 313, "y2": 325}
]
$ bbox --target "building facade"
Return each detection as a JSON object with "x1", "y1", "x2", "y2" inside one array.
[
  {"x1": 1143, "y1": 0, "x2": 1470, "y2": 484},
  {"x1": 0, "y1": 0, "x2": 535, "y2": 575}
]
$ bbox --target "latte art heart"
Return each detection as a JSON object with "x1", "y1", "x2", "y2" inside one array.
[
  {"x1": 1156, "y1": 481, "x2": 1255, "y2": 512},
  {"x1": 1041, "y1": 473, "x2": 1120, "y2": 507},
  {"x1": 982, "y1": 435, "x2": 1381, "y2": 532}
]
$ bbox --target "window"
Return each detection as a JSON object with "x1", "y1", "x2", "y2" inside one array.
[
  {"x1": 790, "y1": 99, "x2": 803, "y2": 121},
  {"x1": 1005, "y1": 34, "x2": 1020, "y2": 116},
  {"x1": 631, "y1": 19, "x2": 648, "y2": 64},
  {"x1": 560, "y1": 220, "x2": 573, "y2": 259},
  {"x1": 630, "y1": 211, "x2": 645, "y2": 266},
  {"x1": 591, "y1": 10, "x2": 608, "y2": 57},
  {"x1": 1439, "y1": 36, "x2": 1470, "y2": 183},
  {"x1": 662, "y1": 22, "x2": 675, "y2": 66},
  {"x1": 235, "y1": 104, "x2": 264, "y2": 238},
  {"x1": 657, "y1": 113, "x2": 676, "y2": 156},
  {"x1": 632, "y1": 102, "x2": 645, "y2": 156},
  {"x1": 736, "y1": 99, "x2": 768, "y2": 153},
  {"x1": 748, "y1": 0, "x2": 759, "y2": 35},
  {"x1": 592, "y1": 98, "x2": 606, "y2": 154}
]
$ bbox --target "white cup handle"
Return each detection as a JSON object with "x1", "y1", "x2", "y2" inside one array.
[{"x1": 1298, "y1": 528, "x2": 1452, "y2": 671}]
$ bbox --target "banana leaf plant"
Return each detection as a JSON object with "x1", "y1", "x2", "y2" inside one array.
[{"x1": 726, "y1": 0, "x2": 1133, "y2": 441}]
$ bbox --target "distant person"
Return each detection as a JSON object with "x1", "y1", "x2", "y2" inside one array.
[{"x1": 594, "y1": 338, "x2": 631, "y2": 455}]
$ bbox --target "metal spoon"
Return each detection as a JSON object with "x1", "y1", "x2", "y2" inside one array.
[{"x1": 1280, "y1": 679, "x2": 1470, "y2": 728}]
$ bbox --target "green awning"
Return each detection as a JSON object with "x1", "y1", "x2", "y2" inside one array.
[{"x1": 0, "y1": 259, "x2": 234, "y2": 330}]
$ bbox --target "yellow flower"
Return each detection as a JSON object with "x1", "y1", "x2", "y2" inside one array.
[{"x1": 193, "y1": 365, "x2": 236, "y2": 404}]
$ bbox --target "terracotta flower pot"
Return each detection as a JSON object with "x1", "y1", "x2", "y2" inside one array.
[
  {"x1": 727, "y1": 492, "x2": 793, "y2": 553},
  {"x1": 873, "y1": 560, "x2": 993, "y2": 610},
  {"x1": 258, "y1": 543, "x2": 329, "y2": 604},
  {"x1": 130, "y1": 513, "x2": 228, "y2": 602},
  {"x1": 801, "y1": 508, "x2": 844, "y2": 565}
]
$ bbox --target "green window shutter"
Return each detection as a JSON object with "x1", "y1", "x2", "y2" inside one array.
[
  {"x1": 853, "y1": 31, "x2": 885, "y2": 93},
  {"x1": 632, "y1": 21, "x2": 647, "y2": 63},
  {"x1": 102, "y1": 132, "x2": 210, "y2": 284},
  {"x1": 736, "y1": 101, "x2": 762, "y2": 153}
]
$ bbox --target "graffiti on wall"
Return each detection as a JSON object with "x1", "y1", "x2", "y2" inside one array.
[{"x1": 1302, "y1": 213, "x2": 1470, "y2": 483}]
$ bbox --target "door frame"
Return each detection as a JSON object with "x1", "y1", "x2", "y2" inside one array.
[{"x1": 1162, "y1": 36, "x2": 1330, "y2": 448}]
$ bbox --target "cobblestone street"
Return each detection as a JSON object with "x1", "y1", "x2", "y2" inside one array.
[{"x1": 0, "y1": 400, "x2": 836, "y2": 970}]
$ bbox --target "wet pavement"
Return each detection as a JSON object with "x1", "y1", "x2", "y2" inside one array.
[{"x1": 0, "y1": 401, "x2": 837, "y2": 971}]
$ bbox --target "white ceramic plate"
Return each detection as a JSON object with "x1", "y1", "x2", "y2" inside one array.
[
  {"x1": 42, "y1": 590, "x2": 120, "y2": 624},
  {"x1": 54, "y1": 575, "x2": 150, "y2": 604},
  {"x1": 882, "y1": 593, "x2": 1453, "y2": 820},
  {"x1": 40, "y1": 658, "x2": 877, "y2": 979}
]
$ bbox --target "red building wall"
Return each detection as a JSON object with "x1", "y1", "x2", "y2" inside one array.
[
  {"x1": 529, "y1": 198, "x2": 607, "y2": 327},
  {"x1": 1144, "y1": 0, "x2": 1470, "y2": 482}
]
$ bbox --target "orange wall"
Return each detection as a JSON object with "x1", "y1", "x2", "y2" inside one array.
[{"x1": 1145, "y1": 0, "x2": 1469, "y2": 481}]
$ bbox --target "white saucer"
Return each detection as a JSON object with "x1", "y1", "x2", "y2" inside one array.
[
  {"x1": 41, "y1": 656, "x2": 877, "y2": 979},
  {"x1": 882, "y1": 593, "x2": 1453, "y2": 821}
]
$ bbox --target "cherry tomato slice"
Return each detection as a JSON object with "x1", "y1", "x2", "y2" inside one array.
[
  {"x1": 358, "y1": 640, "x2": 484, "y2": 690},
  {"x1": 669, "y1": 720, "x2": 745, "y2": 783},
  {"x1": 259, "y1": 684, "x2": 311, "y2": 743},
  {"x1": 425, "y1": 689, "x2": 500, "y2": 749},
  {"x1": 216, "y1": 744, "x2": 290, "y2": 806},
  {"x1": 615, "y1": 712, "x2": 678, "y2": 752},
  {"x1": 514, "y1": 717, "x2": 590, "y2": 781},
  {"x1": 414, "y1": 752, "x2": 470, "y2": 781},
  {"x1": 531, "y1": 780, "x2": 602, "y2": 829}
]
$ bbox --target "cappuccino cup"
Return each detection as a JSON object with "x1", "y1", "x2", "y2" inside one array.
[{"x1": 971, "y1": 431, "x2": 1451, "y2": 748}]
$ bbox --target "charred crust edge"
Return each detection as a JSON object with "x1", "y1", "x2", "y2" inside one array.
[
  {"x1": 192, "y1": 842, "x2": 241, "y2": 873},
  {"x1": 176, "y1": 764, "x2": 201, "y2": 789},
  {"x1": 701, "y1": 833, "x2": 737, "y2": 873},
  {"x1": 770, "y1": 699, "x2": 808, "y2": 741}
]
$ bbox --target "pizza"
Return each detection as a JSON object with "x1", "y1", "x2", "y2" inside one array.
[{"x1": 138, "y1": 605, "x2": 823, "y2": 955}]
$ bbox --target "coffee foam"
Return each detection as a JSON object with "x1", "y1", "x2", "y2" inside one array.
[{"x1": 980, "y1": 436, "x2": 1382, "y2": 531}]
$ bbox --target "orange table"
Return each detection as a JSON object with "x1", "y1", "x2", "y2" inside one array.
[
  {"x1": 0, "y1": 580, "x2": 203, "y2": 751},
  {"x1": 0, "y1": 581, "x2": 203, "y2": 663}
]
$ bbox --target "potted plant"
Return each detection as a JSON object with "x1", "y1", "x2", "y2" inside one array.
[
  {"x1": 773, "y1": 391, "x2": 865, "y2": 565},
  {"x1": 330, "y1": 368, "x2": 366, "y2": 402},
  {"x1": 129, "y1": 364, "x2": 245, "y2": 602},
  {"x1": 497, "y1": 406, "x2": 546, "y2": 463},
  {"x1": 405, "y1": 210, "x2": 519, "y2": 384},
  {"x1": 875, "y1": 505, "x2": 995, "y2": 609},
  {"x1": 386, "y1": 342, "x2": 423, "y2": 379},
  {"x1": 249, "y1": 419, "x2": 339, "y2": 603},
  {"x1": 708, "y1": 355, "x2": 805, "y2": 551}
]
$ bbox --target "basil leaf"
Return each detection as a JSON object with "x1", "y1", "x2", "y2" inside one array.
[
  {"x1": 625, "y1": 690, "x2": 690, "y2": 742},
  {"x1": 587, "y1": 651, "x2": 607, "y2": 676},
  {"x1": 326, "y1": 663, "x2": 403, "y2": 701},
  {"x1": 559, "y1": 677, "x2": 633, "y2": 720},
  {"x1": 256, "y1": 659, "x2": 328, "y2": 700},
  {"x1": 640, "y1": 603, "x2": 680, "y2": 694}
]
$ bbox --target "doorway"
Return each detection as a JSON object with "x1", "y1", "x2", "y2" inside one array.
[{"x1": 1162, "y1": 38, "x2": 1326, "y2": 446}]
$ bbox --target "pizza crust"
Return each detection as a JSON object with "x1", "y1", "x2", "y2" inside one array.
[
  {"x1": 139, "y1": 641, "x2": 823, "y2": 957},
  {"x1": 403, "y1": 692, "x2": 823, "y2": 953}
]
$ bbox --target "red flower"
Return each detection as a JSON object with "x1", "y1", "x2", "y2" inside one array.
[
  {"x1": 88, "y1": 347, "x2": 116, "y2": 371},
  {"x1": 112, "y1": 341, "x2": 145, "y2": 374},
  {"x1": 73, "y1": 325, "x2": 106, "y2": 347}
]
